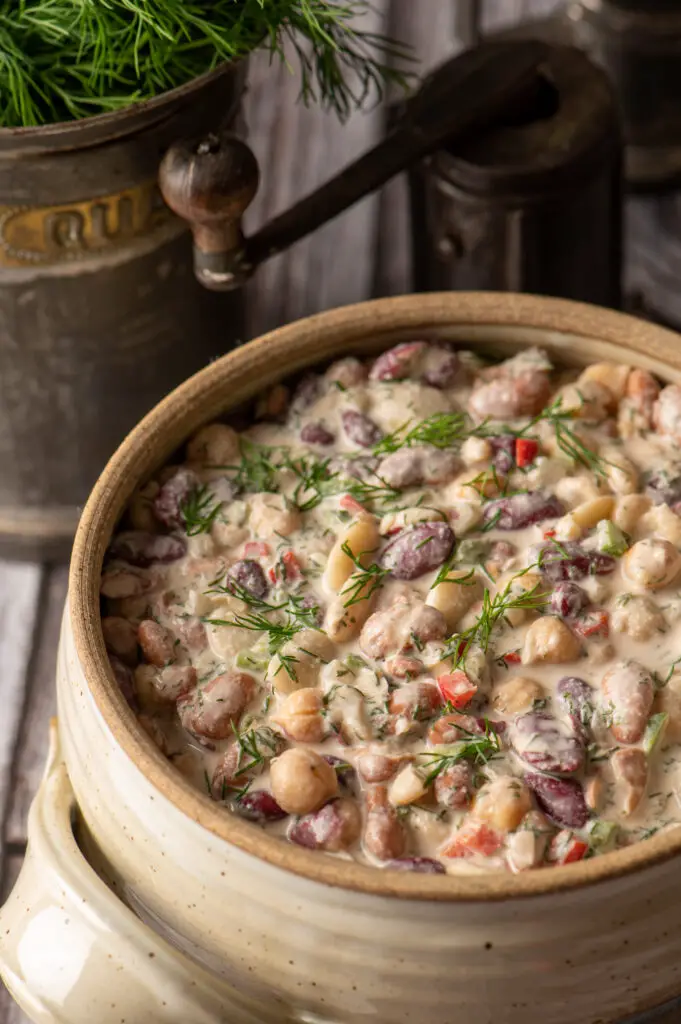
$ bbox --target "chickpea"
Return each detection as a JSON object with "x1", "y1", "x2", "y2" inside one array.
[
  {"x1": 138, "y1": 619, "x2": 178, "y2": 667},
  {"x1": 611, "y1": 748, "x2": 648, "y2": 815},
  {"x1": 460, "y1": 436, "x2": 493, "y2": 466},
  {"x1": 557, "y1": 380, "x2": 612, "y2": 421},
  {"x1": 522, "y1": 617, "x2": 581, "y2": 665},
  {"x1": 623, "y1": 538, "x2": 681, "y2": 590},
  {"x1": 472, "y1": 776, "x2": 532, "y2": 833},
  {"x1": 388, "y1": 765, "x2": 428, "y2": 807},
  {"x1": 274, "y1": 688, "x2": 325, "y2": 743},
  {"x1": 267, "y1": 629, "x2": 335, "y2": 694},
  {"x1": 493, "y1": 675, "x2": 545, "y2": 715},
  {"x1": 128, "y1": 481, "x2": 161, "y2": 532},
  {"x1": 554, "y1": 473, "x2": 602, "y2": 509},
  {"x1": 186, "y1": 423, "x2": 240, "y2": 466},
  {"x1": 323, "y1": 513, "x2": 380, "y2": 592},
  {"x1": 578, "y1": 362, "x2": 630, "y2": 404},
  {"x1": 612, "y1": 494, "x2": 652, "y2": 535},
  {"x1": 249, "y1": 493, "x2": 301, "y2": 539},
  {"x1": 426, "y1": 572, "x2": 482, "y2": 630},
  {"x1": 363, "y1": 785, "x2": 406, "y2": 860},
  {"x1": 640, "y1": 504, "x2": 681, "y2": 547},
  {"x1": 325, "y1": 578, "x2": 376, "y2": 642},
  {"x1": 270, "y1": 748, "x2": 338, "y2": 816},
  {"x1": 611, "y1": 594, "x2": 666, "y2": 642},
  {"x1": 360, "y1": 608, "x2": 402, "y2": 661},
  {"x1": 101, "y1": 616, "x2": 139, "y2": 666}
]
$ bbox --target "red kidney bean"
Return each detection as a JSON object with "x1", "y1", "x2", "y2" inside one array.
[
  {"x1": 378, "y1": 448, "x2": 460, "y2": 489},
  {"x1": 153, "y1": 467, "x2": 199, "y2": 529},
  {"x1": 288, "y1": 799, "x2": 361, "y2": 851},
  {"x1": 323, "y1": 755, "x2": 357, "y2": 792},
  {"x1": 490, "y1": 435, "x2": 516, "y2": 475},
  {"x1": 300, "y1": 421, "x2": 335, "y2": 446},
  {"x1": 422, "y1": 347, "x2": 461, "y2": 389},
  {"x1": 483, "y1": 493, "x2": 564, "y2": 531},
  {"x1": 511, "y1": 712, "x2": 584, "y2": 774},
  {"x1": 178, "y1": 670, "x2": 255, "y2": 740},
  {"x1": 109, "y1": 531, "x2": 186, "y2": 567},
  {"x1": 370, "y1": 342, "x2": 426, "y2": 382},
  {"x1": 386, "y1": 857, "x2": 446, "y2": 874},
  {"x1": 341, "y1": 409, "x2": 383, "y2": 448},
  {"x1": 109, "y1": 655, "x2": 138, "y2": 709},
  {"x1": 381, "y1": 522, "x2": 455, "y2": 579},
  {"x1": 645, "y1": 471, "x2": 681, "y2": 507},
  {"x1": 525, "y1": 772, "x2": 588, "y2": 829},
  {"x1": 227, "y1": 559, "x2": 269, "y2": 599},
  {"x1": 138, "y1": 619, "x2": 177, "y2": 667},
  {"x1": 550, "y1": 581, "x2": 589, "y2": 618},
  {"x1": 538, "y1": 542, "x2": 615, "y2": 582},
  {"x1": 291, "y1": 373, "x2": 321, "y2": 412},
  {"x1": 234, "y1": 790, "x2": 288, "y2": 822},
  {"x1": 434, "y1": 762, "x2": 474, "y2": 809},
  {"x1": 557, "y1": 676, "x2": 595, "y2": 737},
  {"x1": 406, "y1": 604, "x2": 448, "y2": 646}
]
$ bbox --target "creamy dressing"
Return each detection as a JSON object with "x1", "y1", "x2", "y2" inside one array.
[{"x1": 100, "y1": 343, "x2": 681, "y2": 875}]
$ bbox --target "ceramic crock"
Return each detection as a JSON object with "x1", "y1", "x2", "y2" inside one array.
[{"x1": 5, "y1": 293, "x2": 681, "y2": 1024}]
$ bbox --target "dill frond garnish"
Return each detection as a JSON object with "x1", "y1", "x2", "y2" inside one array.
[
  {"x1": 339, "y1": 542, "x2": 389, "y2": 607},
  {"x1": 516, "y1": 397, "x2": 607, "y2": 477},
  {"x1": 418, "y1": 723, "x2": 502, "y2": 785},
  {"x1": 181, "y1": 485, "x2": 221, "y2": 536}
]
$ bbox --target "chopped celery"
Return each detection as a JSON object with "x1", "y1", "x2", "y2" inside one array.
[
  {"x1": 643, "y1": 712, "x2": 669, "y2": 754},
  {"x1": 595, "y1": 519, "x2": 629, "y2": 557},
  {"x1": 345, "y1": 653, "x2": 368, "y2": 672},
  {"x1": 588, "y1": 819, "x2": 618, "y2": 850}
]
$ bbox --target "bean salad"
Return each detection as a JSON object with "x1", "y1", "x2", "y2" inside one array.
[{"x1": 101, "y1": 341, "x2": 681, "y2": 874}]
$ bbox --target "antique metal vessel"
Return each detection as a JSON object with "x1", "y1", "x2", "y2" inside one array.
[{"x1": 0, "y1": 65, "x2": 245, "y2": 561}]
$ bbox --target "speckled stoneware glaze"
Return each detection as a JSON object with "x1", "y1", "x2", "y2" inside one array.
[{"x1": 5, "y1": 294, "x2": 681, "y2": 1024}]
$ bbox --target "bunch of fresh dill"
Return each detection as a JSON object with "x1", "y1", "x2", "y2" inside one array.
[{"x1": 0, "y1": 0, "x2": 409, "y2": 128}]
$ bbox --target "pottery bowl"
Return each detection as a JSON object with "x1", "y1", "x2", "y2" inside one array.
[{"x1": 5, "y1": 293, "x2": 681, "y2": 1024}]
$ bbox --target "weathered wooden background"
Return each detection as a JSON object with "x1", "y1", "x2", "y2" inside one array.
[{"x1": 0, "y1": 0, "x2": 671, "y2": 1018}]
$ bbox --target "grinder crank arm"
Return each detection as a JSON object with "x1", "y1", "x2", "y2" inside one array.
[{"x1": 159, "y1": 40, "x2": 548, "y2": 292}]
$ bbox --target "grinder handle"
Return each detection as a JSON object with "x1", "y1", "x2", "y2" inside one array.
[{"x1": 159, "y1": 41, "x2": 548, "y2": 291}]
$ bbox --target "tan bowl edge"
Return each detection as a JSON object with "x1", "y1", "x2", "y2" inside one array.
[{"x1": 69, "y1": 291, "x2": 681, "y2": 902}]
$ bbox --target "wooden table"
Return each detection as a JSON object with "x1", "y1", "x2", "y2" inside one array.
[{"x1": 0, "y1": 1, "x2": 676, "y2": 1019}]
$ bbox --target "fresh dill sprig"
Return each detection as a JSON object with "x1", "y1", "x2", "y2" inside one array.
[
  {"x1": 443, "y1": 565, "x2": 550, "y2": 668},
  {"x1": 431, "y1": 554, "x2": 477, "y2": 588},
  {"x1": 180, "y1": 484, "x2": 221, "y2": 536},
  {"x1": 339, "y1": 541, "x2": 388, "y2": 607},
  {"x1": 232, "y1": 723, "x2": 281, "y2": 777},
  {"x1": 284, "y1": 451, "x2": 399, "y2": 512},
  {"x1": 516, "y1": 397, "x2": 607, "y2": 477},
  {"x1": 372, "y1": 412, "x2": 492, "y2": 458},
  {"x1": 0, "y1": 0, "x2": 411, "y2": 128},
  {"x1": 234, "y1": 439, "x2": 282, "y2": 493},
  {"x1": 418, "y1": 725, "x2": 502, "y2": 786}
]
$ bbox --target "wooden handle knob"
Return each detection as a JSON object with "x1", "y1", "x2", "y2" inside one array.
[{"x1": 159, "y1": 131, "x2": 259, "y2": 290}]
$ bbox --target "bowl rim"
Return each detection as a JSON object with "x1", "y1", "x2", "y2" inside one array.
[{"x1": 70, "y1": 291, "x2": 681, "y2": 901}]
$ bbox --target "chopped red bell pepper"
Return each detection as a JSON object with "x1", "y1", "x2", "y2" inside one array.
[
  {"x1": 437, "y1": 671, "x2": 477, "y2": 709},
  {"x1": 442, "y1": 821, "x2": 503, "y2": 859},
  {"x1": 268, "y1": 567, "x2": 277, "y2": 584},
  {"x1": 543, "y1": 529, "x2": 556, "y2": 540},
  {"x1": 281, "y1": 550, "x2": 302, "y2": 580},
  {"x1": 573, "y1": 610, "x2": 609, "y2": 639},
  {"x1": 548, "y1": 831, "x2": 589, "y2": 865},
  {"x1": 339, "y1": 494, "x2": 366, "y2": 516},
  {"x1": 243, "y1": 541, "x2": 271, "y2": 559},
  {"x1": 515, "y1": 437, "x2": 539, "y2": 468},
  {"x1": 501, "y1": 650, "x2": 522, "y2": 665}
]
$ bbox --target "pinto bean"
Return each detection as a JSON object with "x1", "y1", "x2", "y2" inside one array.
[
  {"x1": 357, "y1": 752, "x2": 404, "y2": 783},
  {"x1": 270, "y1": 748, "x2": 338, "y2": 816},
  {"x1": 601, "y1": 661, "x2": 654, "y2": 744},
  {"x1": 434, "y1": 762, "x2": 473, "y2": 809},
  {"x1": 137, "y1": 619, "x2": 177, "y2": 667},
  {"x1": 389, "y1": 681, "x2": 441, "y2": 721},
  {"x1": 406, "y1": 604, "x2": 448, "y2": 647},
  {"x1": 288, "y1": 799, "x2": 361, "y2": 851},
  {"x1": 525, "y1": 772, "x2": 588, "y2": 829},
  {"x1": 468, "y1": 370, "x2": 551, "y2": 420},
  {"x1": 178, "y1": 670, "x2": 255, "y2": 740},
  {"x1": 341, "y1": 409, "x2": 383, "y2": 448},
  {"x1": 611, "y1": 748, "x2": 648, "y2": 815},
  {"x1": 100, "y1": 567, "x2": 151, "y2": 600},
  {"x1": 653, "y1": 384, "x2": 681, "y2": 441},
  {"x1": 101, "y1": 616, "x2": 139, "y2": 666},
  {"x1": 152, "y1": 467, "x2": 199, "y2": 529},
  {"x1": 385, "y1": 655, "x2": 424, "y2": 678},
  {"x1": 186, "y1": 423, "x2": 239, "y2": 466},
  {"x1": 363, "y1": 785, "x2": 406, "y2": 860},
  {"x1": 427, "y1": 711, "x2": 481, "y2": 746},
  {"x1": 109, "y1": 655, "x2": 137, "y2": 708},
  {"x1": 325, "y1": 356, "x2": 367, "y2": 389},
  {"x1": 381, "y1": 522, "x2": 455, "y2": 580},
  {"x1": 511, "y1": 712, "x2": 584, "y2": 774},
  {"x1": 135, "y1": 663, "x2": 196, "y2": 705},
  {"x1": 108, "y1": 531, "x2": 186, "y2": 567}
]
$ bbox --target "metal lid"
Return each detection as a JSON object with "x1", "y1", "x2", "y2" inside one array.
[{"x1": 430, "y1": 43, "x2": 620, "y2": 198}]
